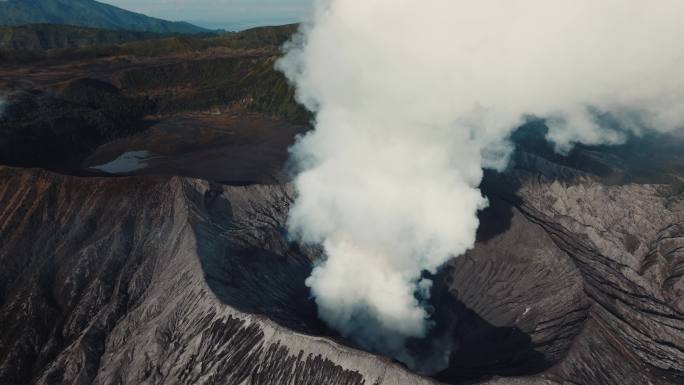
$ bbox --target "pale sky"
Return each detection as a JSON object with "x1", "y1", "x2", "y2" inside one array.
[{"x1": 101, "y1": 0, "x2": 313, "y2": 30}]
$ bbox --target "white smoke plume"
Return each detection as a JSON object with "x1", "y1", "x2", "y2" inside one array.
[{"x1": 277, "y1": 0, "x2": 684, "y2": 369}]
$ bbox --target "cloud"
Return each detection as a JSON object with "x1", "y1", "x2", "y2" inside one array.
[{"x1": 277, "y1": 0, "x2": 684, "y2": 371}]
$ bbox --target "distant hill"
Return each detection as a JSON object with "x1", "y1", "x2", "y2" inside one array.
[
  {"x1": 0, "y1": 24, "x2": 300, "y2": 62},
  {"x1": 0, "y1": 0, "x2": 209, "y2": 34},
  {"x1": 0, "y1": 24, "x2": 164, "y2": 50}
]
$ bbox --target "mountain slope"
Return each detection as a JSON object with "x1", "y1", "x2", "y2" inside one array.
[
  {"x1": 0, "y1": 0, "x2": 209, "y2": 34},
  {"x1": 0, "y1": 167, "x2": 436, "y2": 385},
  {"x1": 0, "y1": 24, "x2": 162, "y2": 50}
]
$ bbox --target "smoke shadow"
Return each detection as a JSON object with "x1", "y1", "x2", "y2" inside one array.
[
  {"x1": 204, "y1": 243, "x2": 332, "y2": 335},
  {"x1": 477, "y1": 175, "x2": 521, "y2": 243},
  {"x1": 407, "y1": 181, "x2": 555, "y2": 383},
  {"x1": 191, "y1": 184, "x2": 338, "y2": 337},
  {"x1": 427, "y1": 279, "x2": 551, "y2": 384}
]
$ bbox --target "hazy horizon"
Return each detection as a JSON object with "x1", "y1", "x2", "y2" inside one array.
[{"x1": 101, "y1": 0, "x2": 312, "y2": 31}]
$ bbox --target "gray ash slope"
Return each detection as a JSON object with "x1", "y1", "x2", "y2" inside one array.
[{"x1": 1, "y1": 129, "x2": 684, "y2": 385}]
